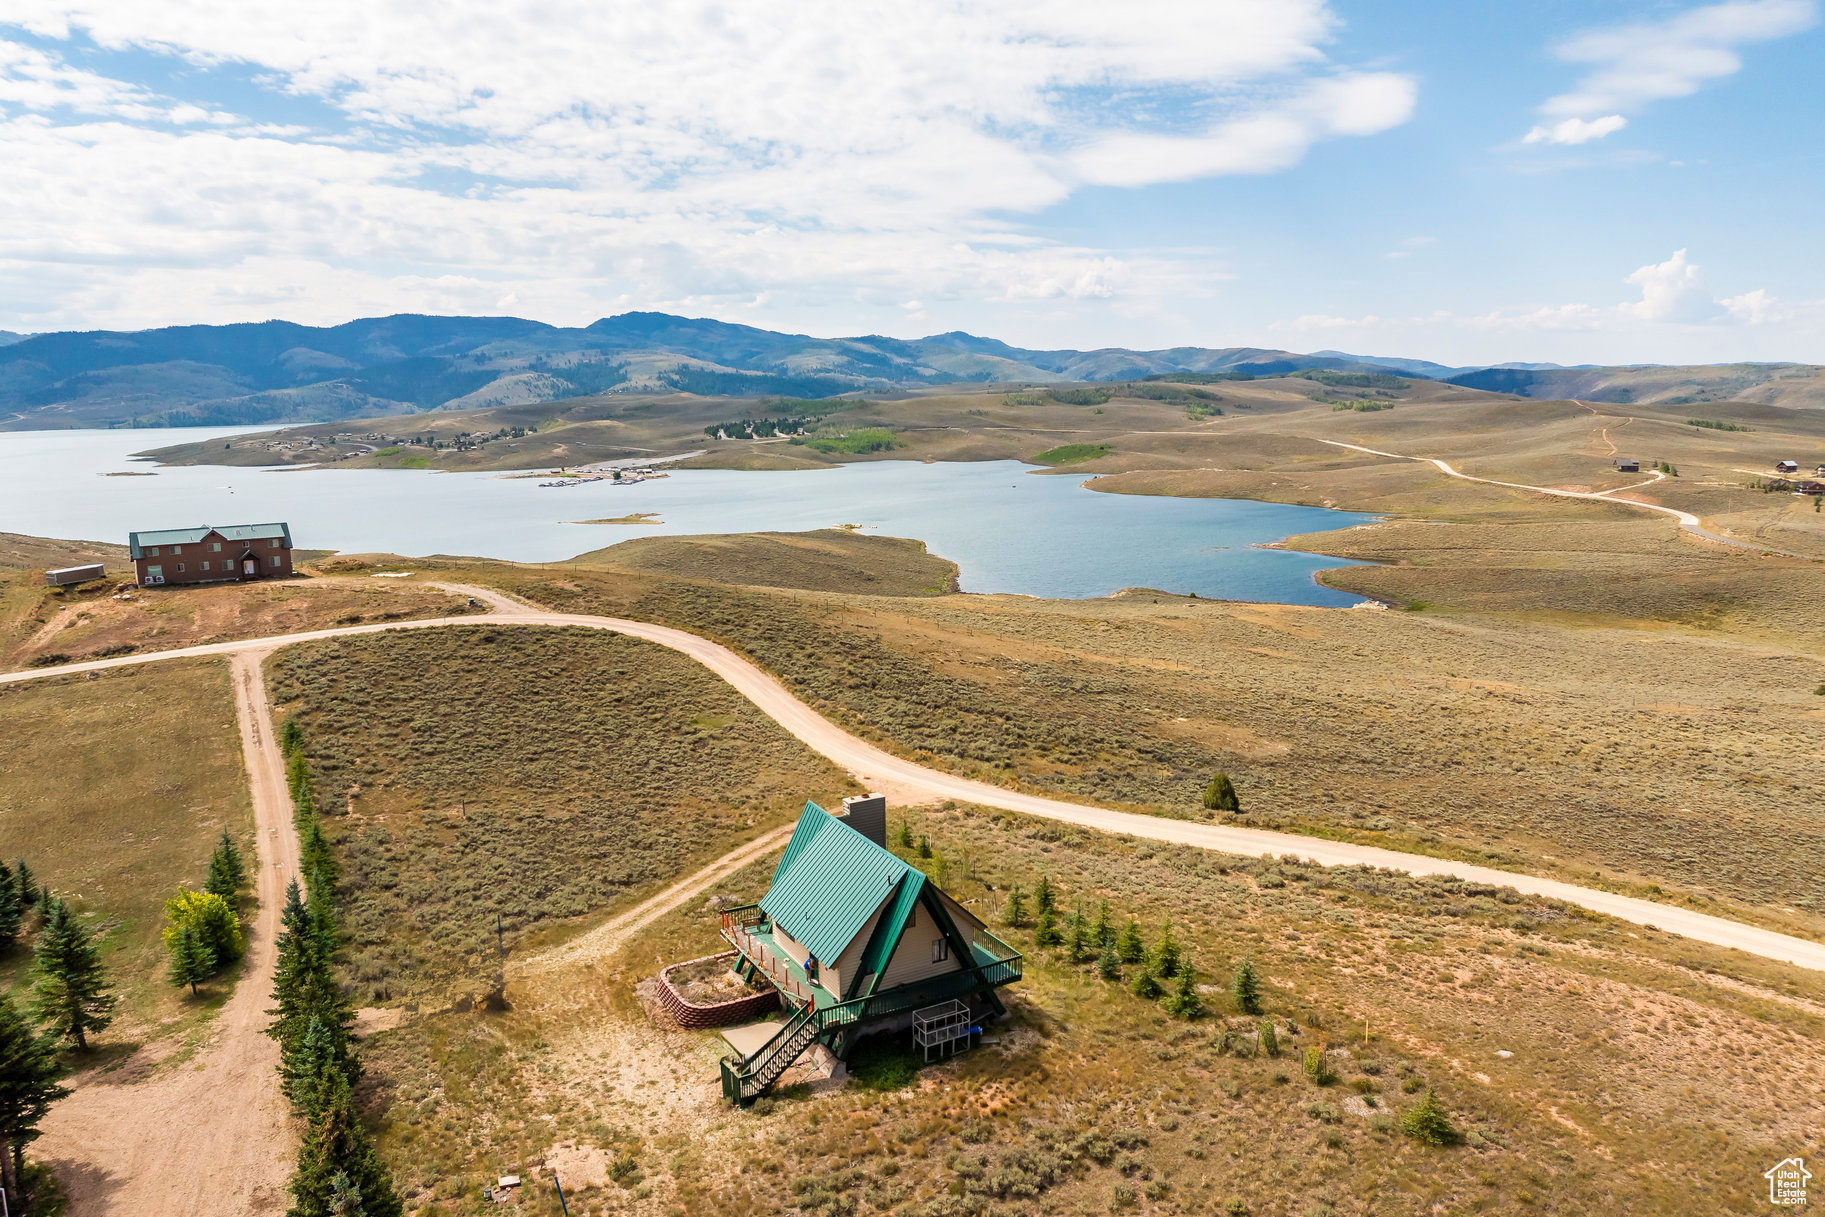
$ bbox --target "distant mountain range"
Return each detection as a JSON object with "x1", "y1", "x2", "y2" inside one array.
[{"x1": 0, "y1": 312, "x2": 1817, "y2": 428}]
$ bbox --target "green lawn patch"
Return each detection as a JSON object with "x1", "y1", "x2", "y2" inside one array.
[
  {"x1": 801, "y1": 428, "x2": 900, "y2": 455},
  {"x1": 1031, "y1": 444, "x2": 1110, "y2": 465}
]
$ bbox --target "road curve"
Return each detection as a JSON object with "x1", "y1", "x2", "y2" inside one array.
[
  {"x1": 1314, "y1": 437, "x2": 1818, "y2": 559},
  {"x1": 7, "y1": 587, "x2": 1823, "y2": 973}
]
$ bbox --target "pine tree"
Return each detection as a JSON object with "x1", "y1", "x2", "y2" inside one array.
[
  {"x1": 1129, "y1": 967, "x2": 1163, "y2": 1000},
  {"x1": 286, "y1": 750, "x2": 312, "y2": 802},
  {"x1": 1258, "y1": 1019, "x2": 1280, "y2": 1058},
  {"x1": 1117, "y1": 919, "x2": 1146, "y2": 964},
  {"x1": 1066, "y1": 908, "x2": 1091, "y2": 963},
  {"x1": 1033, "y1": 875, "x2": 1055, "y2": 917},
  {"x1": 269, "y1": 883, "x2": 357, "y2": 1107},
  {"x1": 280, "y1": 716, "x2": 305, "y2": 757},
  {"x1": 12, "y1": 861, "x2": 37, "y2": 911},
  {"x1": 167, "y1": 924, "x2": 217, "y2": 996},
  {"x1": 1166, "y1": 959, "x2": 1203, "y2": 1019},
  {"x1": 327, "y1": 1170, "x2": 367, "y2": 1217},
  {"x1": 1401, "y1": 1089, "x2": 1460, "y2": 1147},
  {"x1": 1092, "y1": 900, "x2": 1113, "y2": 948},
  {"x1": 31, "y1": 899, "x2": 115, "y2": 1052},
  {"x1": 1033, "y1": 905, "x2": 1062, "y2": 948},
  {"x1": 1202, "y1": 773, "x2": 1240, "y2": 813},
  {"x1": 206, "y1": 829, "x2": 247, "y2": 899},
  {"x1": 896, "y1": 822, "x2": 914, "y2": 849},
  {"x1": 0, "y1": 862, "x2": 20, "y2": 952},
  {"x1": 1096, "y1": 936, "x2": 1122, "y2": 981},
  {"x1": 915, "y1": 836, "x2": 932, "y2": 859},
  {"x1": 288, "y1": 1071, "x2": 403, "y2": 1217},
  {"x1": 283, "y1": 1014, "x2": 357, "y2": 1120},
  {"x1": 0, "y1": 990, "x2": 70, "y2": 1203},
  {"x1": 1002, "y1": 886, "x2": 1027, "y2": 929},
  {"x1": 301, "y1": 819, "x2": 339, "y2": 888},
  {"x1": 1151, "y1": 921, "x2": 1180, "y2": 979},
  {"x1": 1231, "y1": 956, "x2": 1262, "y2": 1016}
]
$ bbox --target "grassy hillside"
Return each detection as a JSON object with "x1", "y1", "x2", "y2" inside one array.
[
  {"x1": 0, "y1": 660, "x2": 252, "y2": 1043},
  {"x1": 575, "y1": 530, "x2": 958, "y2": 596},
  {"x1": 0, "y1": 533, "x2": 481, "y2": 671},
  {"x1": 267, "y1": 625, "x2": 854, "y2": 1007},
  {"x1": 362, "y1": 798, "x2": 1825, "y2": 1215},
  {"x1": 468, "y1": 562, "x2": 1824, "y2": 935}
]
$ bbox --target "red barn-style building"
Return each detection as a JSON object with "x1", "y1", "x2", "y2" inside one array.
[{"x1": 129, "y1": 523, "x2": 294, "y2": 586}]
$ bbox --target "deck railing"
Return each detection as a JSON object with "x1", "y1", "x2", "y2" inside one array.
[
  {"x1": 719, "y1": 905, "x2": 819, "y2": 1006},
  {"x1": 716, "y1": 912, "x2": 1024, "y2": 1104}
]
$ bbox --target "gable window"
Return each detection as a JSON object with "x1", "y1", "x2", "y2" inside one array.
[
  {"x1": 931, "y1": 938, "x2": 949, "y2": 963},
  {"x1": 209, "y1": 542, "x2": 222, "y2": 552}
]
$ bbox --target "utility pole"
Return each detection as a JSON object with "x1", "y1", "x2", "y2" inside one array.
[{"x1": 553, "y1": 1177, "x2": 570, "y2": 1216}]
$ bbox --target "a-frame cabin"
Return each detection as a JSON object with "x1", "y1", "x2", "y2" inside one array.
[{"x1": 718, "y1": 797, "x2": 1022, "y2": 1103}]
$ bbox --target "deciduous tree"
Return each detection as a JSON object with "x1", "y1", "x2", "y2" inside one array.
[{"x1": 164, "y1": 889, "x2": 245, "y2": 966}]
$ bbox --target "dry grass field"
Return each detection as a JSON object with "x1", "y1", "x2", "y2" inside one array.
[
  {"x1": 267, "y1": 625, "x2": 854, "y2": 1008},
  {"x1": 0, "y1": 658, "x2": 253, "y2": 1043},
  {"x1": 0, "y1": 531, "x2": 480, "y2": 672},
  {"x1": 442, "y1": 561, "x2": 1823, "y2": 938},
  {"x1": 579, "y1": 530, "x2": 958, "y2": 597},
  {"x1": 358, "y1": 799, "x2": 1825, "y2": 1217}
]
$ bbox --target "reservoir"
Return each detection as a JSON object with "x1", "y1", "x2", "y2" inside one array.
[{"x1": 0, "y1": 428, "x2": 1375, "y2": 605}]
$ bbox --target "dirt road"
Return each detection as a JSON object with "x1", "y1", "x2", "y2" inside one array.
[
  {"x1": 33, "y1": 652, "x2": 299, "y2": 1215},
  {"x1": 7, "y1": 594, "x2": 1824, "y2": 974}
]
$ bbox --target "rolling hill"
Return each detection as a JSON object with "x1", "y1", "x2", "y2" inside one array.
[{"x1": 2, "y1": 311, "x2": 1821, "y2": 429}]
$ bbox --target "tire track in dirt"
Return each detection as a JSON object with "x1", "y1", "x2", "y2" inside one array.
[{"x1": 33, "y1": 651, "x2": 299, "y2": 1216}]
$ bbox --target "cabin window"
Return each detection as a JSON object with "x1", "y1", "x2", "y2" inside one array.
[
  {"x1": 171, "y1": 545, "x2": 181, "y2": 554},
  {"x1": 176, "y1": 563, "x2": 185, "y2": 573},
  {"x1": 147, "y1": 547, "x2": 159, "y2": 557},
  {"x1": 269, "y1": 555, "x2": 281, "y2": 568},
  {"x1": 209, "y1": 542, "x2": 222, "y2": 552},
  {"x1": 931, "y1": 938, "x2": 949, "y2": 963},
  {"x1": 200, "y1": 561, "x2": 210, "y2": 571},
  {"x1": 270, "y1": 538, "x2": 281, "y2": 548},
  {"x1": 146, "y1": 565, "x2": 162, "y2": 579}
]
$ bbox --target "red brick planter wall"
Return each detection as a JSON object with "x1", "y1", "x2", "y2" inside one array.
[{"x1": 657, "y1": 950, "x2": 780, "y2": 1030}]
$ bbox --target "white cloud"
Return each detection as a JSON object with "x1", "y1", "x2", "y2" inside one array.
[
  {"x1": 1620, "y1": 248, "x2": 1713, "y2": 322},
  {"x1": 1720, "y1": 288, "x2": 1779, "y2": 324},
  {"x1": 1072, "y1": 71, "x2": 1415, "y2": 186},
  {"x1": 1522, "y1": 115, "x2": 1628, "y2": 146},
  {"x1": 0, "y1": 1, "x2": 1419, "y2": 330},
  {"x1": 1523, "y1": 0, "x2": 1816, "y2": 143}
]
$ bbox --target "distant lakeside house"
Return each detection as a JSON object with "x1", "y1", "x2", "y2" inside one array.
[
  {"x1": 1613, "y1": 457, "x2": 1640, "y2": 473},
  {"x1": 715, "y1": 795, "x2": 1022, "y2": 1104},
  {"x1": 129, "y1": 523, "x2": 294, "y2": 586}
]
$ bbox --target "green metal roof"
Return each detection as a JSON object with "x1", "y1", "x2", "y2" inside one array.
[
  {"x1": 761, "y1": 802, "x2": 912, "y2": 967},
  {"x1": 129, "y1": 523, "x2": 291, "y2": 559}
]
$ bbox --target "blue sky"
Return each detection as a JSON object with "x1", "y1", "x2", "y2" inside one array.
[{"x1": 0, "y1": 0, "x2": 1819, "y2": 365}]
